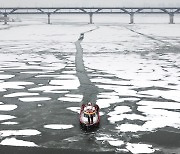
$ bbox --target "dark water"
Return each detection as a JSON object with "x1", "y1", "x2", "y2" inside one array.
[{"x1": 0, "y1": 21, "x2": 180, "y2": 154}]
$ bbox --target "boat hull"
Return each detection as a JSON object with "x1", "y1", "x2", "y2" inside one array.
[{"x1": 79, "y1": 104, "x2": 100, "y2": 129}]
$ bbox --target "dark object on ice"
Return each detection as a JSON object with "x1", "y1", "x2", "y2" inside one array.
[
  {"x1": 78, "y1": 33, "x2": 84, "y2": 41},
  {"x1": 79, "y1": 103, "x2": 100, "y2": 129}
]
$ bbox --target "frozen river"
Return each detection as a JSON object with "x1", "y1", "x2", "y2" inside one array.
[{"x1": 0, "y1": 15, "x2": 180, "y2": 154}]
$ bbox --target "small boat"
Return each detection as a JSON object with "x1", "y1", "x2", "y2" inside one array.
[{"x1": 79, "y1": 103, "x2": 100, "y2": 129}]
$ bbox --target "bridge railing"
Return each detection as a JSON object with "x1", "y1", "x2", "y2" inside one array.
[{"x1": 0, "y1": 7, "x2": 180, "y2": 24}]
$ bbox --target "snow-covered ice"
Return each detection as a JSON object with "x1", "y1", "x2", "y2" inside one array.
[
  {"x1": 19, "y1": 97, "x2": 51, "y2": 102},
  {"x1": 44, "y1": 124, "x2": 74, "y2": 130},
  {"x1": 0, "y1": 104, "x2": 17, "y2": 111},
  {"x1": 0, "y1": 138, "x2": 38, "y2": 147},
  {"x1": 0, "y1": 129, "x2": 41, "y2": 137},
  {"x1": 0, "y1": 14, "x2": 180, "y2": 153}
]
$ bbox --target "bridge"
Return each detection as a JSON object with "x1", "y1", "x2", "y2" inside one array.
[{"x1": 0, "y1": 7, "x2": 180, "y2": 24}]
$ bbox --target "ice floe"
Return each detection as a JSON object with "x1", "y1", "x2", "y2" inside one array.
[
  {"x1": 108, "y1": 140, "x2": 124, "y2": 147},
  {"x1": 116, "y1": 124, "x2": 146, "y2": 132},
  {"x1": 0, "y1": 75, "x2": 14, "y2": 79},
  {"x1": 137, "y1": 101, "x2": 180, "y2": 110},
  {"x1": 109, "y1": 114, "x2": 147, "y2": 124},
  {"x1": 58, "y1": 97, "x2": 82, "y2": 102},
  {"x1": 1, "y1": 122, "x2": 18, "y2": 125},
  {"x1": 0, "y1": 115, "x2": 16, "y2": 121},
  {"x1": 19, "y1": 97, "x2": 51, "y2": 102},
  {"x1": 108, "y1": 106, "x2": 131, "y2": 116},
  {"x1": 0, "y1": 129, "x2": 41, "y2": 137},
  {"x1": 49, "y1": 79, "x2": 80, "y2": 90},
  {"x1": 138, "y1": 106, "x2": 180, "y2": 131},
  {"x1": 29, "y1": 85, "x2": 69, "y2": 93},
  {"x1": 44, "y1": 124, "x2": 74, "y2": 130},
  {"x1": 0, "y1": 81, "x2": 34, "y2": 91},
  {"x1": 0, "y1": 138, "x2": 38, "y2": 147},
  {"x1": 126, "y1": 143, "x2": 155, "y2": 154},
  {"x1": 58, "y1": 94, "x2": 83, "y2": 102},
  {"x1": 96, "y1": 135, "x2": 117, "y2": 141},
  {"x1": 4, "y1": 92, "x2": 39, "y2": 98},
  {"x1": 0, "y1": 104, "x2": 17, "y2": 111},
  {"x1": 138, "y1": 90, "x2": 180, "y2": 102},
  {"x1": 96, "y1": 97, "x2": 120, "y2": 109}
]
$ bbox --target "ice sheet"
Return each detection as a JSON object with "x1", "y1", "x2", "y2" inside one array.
[
  {"x1": 0, "y1": 75, "x2": 14, "y2": 79},
  {"x1": 0, "y1": 138, "x2": 38, "y2": 147},
  {"x1": 126, "y1": 143, "x2": 155, "y2": 154},
  {"x1": 0, "y1": 104, "x2": 17, "y2": 111},
  {"x1": 0, "y1": 115, "x2": 16, "y2": 121},
  {"x1": 4, "y1": 92, "x2": 39, "y2": 98},
  {"x1": 1, "y1": 122, "x2": 18, "y2": 125},
  {"x1": 19, "y1": 97, "x2": 51, "y2": 102},
  {"x1": 0, "y1": 129, "x2": 41, "y2": 137},
  {"x1": 29, "y1": 86, "x2": 69, "y2": 93},
  {"x1": 0, "y1": 81, "x2": 34, "y2": 91},
  {"x1": 44, "y1": 124, "x2": 74, "y2": 129}
]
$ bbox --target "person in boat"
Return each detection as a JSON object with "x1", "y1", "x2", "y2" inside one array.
[{"x1": 84, "y1": 102, "x2": 95, "y2": 124}]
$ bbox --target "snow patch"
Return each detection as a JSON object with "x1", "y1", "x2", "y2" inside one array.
[
  {"x1": 0, "y1": 129, "x2": 41, "y2": 137},
  {"x1": 19, "y1": 97, "x2": 51, "y2": 102},
  {"x1": 108, "y1": 140, "x2": 124, "y2": 147},
  {"x1": 44, "y1": 124, "x2": 74, "y2": 130},
  {"x1": 4, "y1": 92, "x2": 39, "y2": 98},
  {"x1": 1, "y1": 122, "x2": 18, "y2": 125},
  {"x1": 0, "y1": 75, "x2": 14, "y2": 79},
  {"x1": 0, "y1": 104, "x2": 17, "y2": 111},
  {"x1": 126, "y1": 143, "x2": 155, "y2": 154},
  {"x1": 0, "y1": 138, "x2": 38, "y2": 147},
  {"x1": 0, "y1": 115, "x2": 16, "y2": 121}
]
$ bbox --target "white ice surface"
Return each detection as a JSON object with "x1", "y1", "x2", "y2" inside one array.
[
  {"x1": 108, "y1": 106, "x2": 131, "y2": 116},
  {"x1": 137, "y1": 101, "x2": 180, "y2": 110},
  {"x1": 96, "y1": 96, "x2": 120, "y2": 109},
  {"x1": 0, "y1": 138, "x2": 38, "y2": 147},
  {"x1": 29, "y1": 85, "x2": 69, "y2": 93},
  {"x1": 1, "y1": 122, "x2": 18, "y2": 125},
  {"x1": 4, "y1": 92, "x2": 39, "y2": 98},
  {"x1": 138, "y1": 90, "x2": 180, "y2": 102},
  {"x1": 109, "y1": 114, "x2": 147, "y2": 124},
  {"x1": 0, "y1": 53, "x2": 66, "y2": 71},
  {"x1": 44, "y1": 124, "x2": 74, "y2": 130},
  {"x1": 138, "y1": 106, "x2": 180, "y2": 131},
  {"x1": 50, "y1": 80, "x2": 80, "y2": 90},
  {"x1": 96, "y1": 135, "x2": 117, "y2": 141},
  {"x1": 0, "y1": 24, "x2": 96, "y2": 42},
  {"x1": 0, "y1": 104, "x2": 17, "y2": 111},
  {"x1": 0, "y1": 81, "x2": 34, "y2": 91},
  {"x1": 19, "y1": 97, "x2": 51, "y2": 102},
  {"x1": 0, "y1": 129, "x2": 41, "y2": 137},
  {"x1": 58, "y1": 94, "x2": 82, "y2": 102},
  {"x1": 126, "y1": 143, "x2": 155, "y2": 154},
  {"x1": 0, "y1": 115, "x2": 16, "y2": 121},
  {"x1": 0, "y1": 75, "x2": 14, "y2": 79},
  {"x1": 108, "y1": 140, "x2": 124, "y2": 147},
  {"x1": 1, "y1": 15, "x2": 180, "y2": 152},
  {"x1": 58, "y1": 97, "x2": 82, "y2": 102},
  {"x1": 48, "y1": 75, "x2": 77, "y2": 79},
  {"x1": 116, "y1": 124, "x2": 146, "y2": 132}
]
